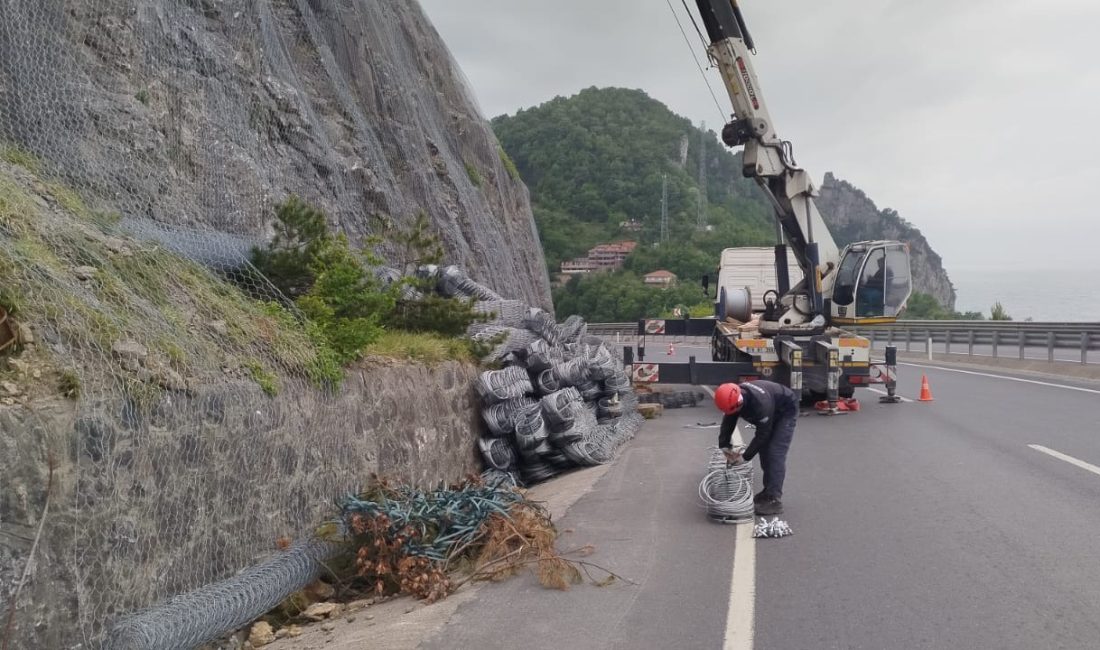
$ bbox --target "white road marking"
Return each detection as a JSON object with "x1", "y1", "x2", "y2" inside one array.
[
  {"x1": 900, "y1": 362, "x2": 1100, "y2": 395},
  {"x1": 724, "y1": 424, "x2": 754, "y2": 650},
  {"x1": 725, "y1": 522, "x2": 756, "y2": 650},
  {"x1": 864, "y1": 387, "x2": 914, "y2": 403},
  {"x1": 1028, "y1": 445, "x2": 1100, "y2": 478}
]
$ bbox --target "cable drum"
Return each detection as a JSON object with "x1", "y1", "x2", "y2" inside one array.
[{"x1": 699, "y1": 448, "x2": 755, "y2": 523}]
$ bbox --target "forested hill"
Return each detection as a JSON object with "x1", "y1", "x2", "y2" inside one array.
[
  {"x1": 491, "y1": 87, "x2": 774, "y2": 273},
  {"x1": 492, "y1": 87, "x2": 956, "y2": 317}
]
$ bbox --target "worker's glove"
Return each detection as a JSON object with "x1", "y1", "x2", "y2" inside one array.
[{"x1": 721, "y1": 448, "x2": 743, "y2": 466}]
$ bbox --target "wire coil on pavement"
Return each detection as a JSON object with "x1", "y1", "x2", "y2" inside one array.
[{"x1": 699, "y1": 447, "x2": 754, "y2": 523}]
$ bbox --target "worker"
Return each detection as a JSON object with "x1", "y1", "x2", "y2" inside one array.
[{"x1": 715, "y1": 381, "x2": 799, "y2": 515}]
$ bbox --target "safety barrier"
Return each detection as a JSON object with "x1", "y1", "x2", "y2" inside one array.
[{"x1": 586, "y1": 321, "x2": 1100, "y2": 364}]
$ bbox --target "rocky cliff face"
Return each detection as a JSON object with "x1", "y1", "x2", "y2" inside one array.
[
  {"x1": 0, "y1": 0, "x2": 551, "y2": 309},
  {"x1": 817, "y1": 173, "x2": 956, "y2": 310}
]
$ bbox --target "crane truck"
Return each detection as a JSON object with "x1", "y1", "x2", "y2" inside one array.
[{"x1": 629, "y1": 0, "x2": 912, "y2": 411}]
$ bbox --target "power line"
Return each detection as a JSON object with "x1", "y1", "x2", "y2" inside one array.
[{"x1": 663, "y1": 0, "x2": 726, "y2": 122}]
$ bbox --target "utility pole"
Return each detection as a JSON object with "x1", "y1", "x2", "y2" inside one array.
[
  {"x1": 697, "y1": 122, "x2": 707, "y2": 230},
  {"x1": 660, "y1": 173, "x2": 669, "y2": 244}
]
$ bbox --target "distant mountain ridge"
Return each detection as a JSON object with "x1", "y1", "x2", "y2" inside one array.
[{"x1": 492, "y1": 87, "x2": 955, "y2": 310}]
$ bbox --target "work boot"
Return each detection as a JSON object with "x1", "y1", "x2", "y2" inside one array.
[
  {"x1": 755, "y1": 496, "x2": 783, "y2": 516},
  {"x1": 753, "y1": 490, "x2": 771, "y2": 503}
]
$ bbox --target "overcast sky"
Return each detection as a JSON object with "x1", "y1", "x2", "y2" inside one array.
[{"x1": 420, "y1": 0, "x2": 1100, "y2": 273}]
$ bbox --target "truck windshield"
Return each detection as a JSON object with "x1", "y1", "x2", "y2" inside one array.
[{"x1": 832, "y1": 249, "x2": 865, "y2": 306}]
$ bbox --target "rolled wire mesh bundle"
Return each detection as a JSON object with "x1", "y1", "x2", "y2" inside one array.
[
  {"x1": 604, "y1": 368, "x2": 632, "y2": 394},
  {"x1": 561, "y1": 441, "x2": 599, "y2": 466},
  {"x1": 540, "y1": 388, "x2": 582, "y2": 430},
  {"x1": 473, "y1": 300, "x2": 529, "y2": 328},
  {"x1": 549, "y1": 421, "x2": 583, "y2": 447},
  {"x1": 491, "y1": 328, "x2": 541, "y2": 360},
  {"x1": 438, "y1": 265, "x2": 503, "y2": 302},
  {"x1": 481, "y1": 397, "x2": 540, "y2": 437},
  {"x1": 577, "y1": 380, "x2": 603, "y2": 402},
  {"x1": 514, "y1": 411, "x2": 549, "y2": 452},
  {"x1": 543, "y1": 450, "x2": 574, "y2": 470},
  {"x1": 476, "y1": 366, "x2": 533, "y2": 403},
  {"x1": 584, "y1": 345, "x2": 617, "y2": 380},
  {"x1": 551, "y1": 357, "x2": 592, "y2": 387},
  {"x1": 699, "y1": 448, "x2": 755, "y2": 522},
  {"x1": 522, "y1": 461, "x2": 558, "y2": 484},
  {"x1": 372, "y1": 266, "x2": 420, "y2": 299},
  {"x1": 535, "y1": 368, "x2": 561, "y2": 394},
  {"x1": 519, "y1": 439, "x2": 555, "y2": 463},
  {"x1": 555, "y1": 315, "x2": 588, "y2": 344},
  {"x1": 522, "y1": 310, "x2": 560, "y2": 344},
  {"x1": 105, "y1": 539, "x2": 338, "y2": 650},
  {"x1": 597, "y1": 395, "x2": 624, "y2": 422},
  {"x1": 480, "y1": 468, "x2": 522, "y2": 489},
  {"x1": 524, "y1": 340, "x2": 553, "y2": 373},
  {"x1": 479, "y1": 436, "x2": 519, "y2": 471}
]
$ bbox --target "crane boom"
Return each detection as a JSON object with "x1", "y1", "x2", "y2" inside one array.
[{"x1": 694, "y1": 0, "x2": 841, "y2": 323}]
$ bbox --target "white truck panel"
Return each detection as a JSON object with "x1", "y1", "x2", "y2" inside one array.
[{"x1": 717, "y1": 247, "x2": 803, "y2": 311}]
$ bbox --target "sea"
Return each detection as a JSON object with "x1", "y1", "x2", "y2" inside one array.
[{"x1": 951, "y1": 268, "x2": 1100, "y2": 322}]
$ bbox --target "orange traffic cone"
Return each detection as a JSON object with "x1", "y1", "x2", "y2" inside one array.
[
  {"x1": 919, "y1": 374, "x2": 934, "y2": 402},
  {"x1": 667, "y1": 343, "x2": 675, "y2": 356}
]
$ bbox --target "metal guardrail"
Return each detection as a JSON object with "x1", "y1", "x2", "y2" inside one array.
[{"x1": 586, "y1": 321, "x2": 1100, "y2": 364}]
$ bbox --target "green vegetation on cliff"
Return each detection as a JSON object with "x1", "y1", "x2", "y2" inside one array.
[{"x1": 492, "y1": 87, "x2": 774, "y2": 276}]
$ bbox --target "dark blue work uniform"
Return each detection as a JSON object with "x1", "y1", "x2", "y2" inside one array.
[{"x1": 718, "y1": 380, "x2": 799, "y2": 499}]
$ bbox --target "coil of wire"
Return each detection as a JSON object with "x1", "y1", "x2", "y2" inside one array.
[
  {"x1": 699, "y1": 447, "x2": 755, "y2": 523},
  {"x1": 477, "y1": 366, "x2": 533, "y2": 403}
]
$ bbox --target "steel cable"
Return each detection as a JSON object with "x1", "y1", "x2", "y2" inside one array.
[{"x1": 699, "y1": 448, "x2": 755, "y2": 522}]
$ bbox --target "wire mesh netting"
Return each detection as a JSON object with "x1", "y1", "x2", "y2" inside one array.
[{"x1": 0, "y1": 1, "x2": 560, "y2": 648}]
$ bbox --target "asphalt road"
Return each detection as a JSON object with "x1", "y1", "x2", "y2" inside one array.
[{"x1": 421, "y1": 363, "x2": 1100, "y2": 649}]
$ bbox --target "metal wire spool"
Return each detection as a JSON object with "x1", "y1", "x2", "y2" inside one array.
[
  {"x1": 699, "y1": 448, "x2": 755, "y2": 523},
  {"x1": 479, "y1": 437, "x2": 519, "y2": 472},
  {"x1": 476, "y1": 366, "x2": 533, "y2": 403},
  {"x1": 535, "y1": 368, "x2": 561, "y2": 394}
]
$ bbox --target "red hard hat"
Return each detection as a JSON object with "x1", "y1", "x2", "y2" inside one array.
[{"x1": 714, "y1": 383, "x2": 744, "y2": 415}]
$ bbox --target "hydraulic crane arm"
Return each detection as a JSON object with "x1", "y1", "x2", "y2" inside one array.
[{"x1": 694, "y1": 0, "x2": 840, "y2": 320}]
